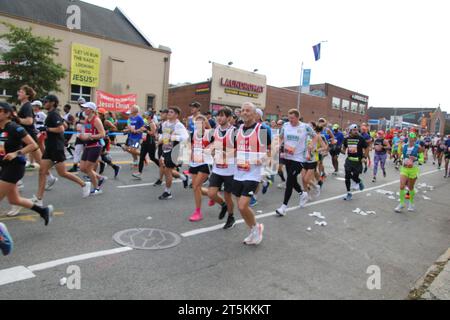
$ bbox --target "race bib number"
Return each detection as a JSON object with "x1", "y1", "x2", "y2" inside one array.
[
  {"x1": 285, "y1": 145, "x2": 296, "y2": 156},
  {"x1": 214, "y1": 150, "x2": 228, "y2": 169},
  {"x1": 348, "y1": 145, "x2": 358, "y2": 155},
  {"x1": 237, "y1": 153, "x2": 251, "y2": 172}
]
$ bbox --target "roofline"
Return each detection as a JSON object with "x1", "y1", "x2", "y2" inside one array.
[
  {"x1": 169, "y1": 81, "x2": 210, "y2": 90},
  {"x1": 0, "y1": 12, "x2": 172, "y2": 54},
  {"x1": 115, "y1": 7, "x2": 154, "y2": 48}
]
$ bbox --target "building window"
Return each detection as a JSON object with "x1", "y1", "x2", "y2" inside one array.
[
  {"x1": 332, "y1": 97, "x2": 341, "y2": 110},
  {"x1": 71, "y1": 85, "x2": 91, "y2": 102},
  {"x1": 342, "y1": 99, "x2": 350, "y2": 112},
  {"x1": 359, "y1": 104, "x2": 366, "y2": 115},
  {"x1": 146, "y1": 95, "x2": 155, "y2": 111},
  {"x1": 351, "y1": 102, "x2": 358, "y2": 113}
]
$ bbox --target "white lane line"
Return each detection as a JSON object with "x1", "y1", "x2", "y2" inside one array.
[
  {"x1": 181, "y1": 169, "x2": 440, "y2": 238},
  {"x1": 0, "y1": 169, "x2": 440, "y2": 286},
  {"x1": 28, "y1": 247, "x2": 133, "y2": 272},
  {"x1": 118, "y1": 179, "x2": 182, "y2": 189},
  {"x1": 0, "y1": 266, "x2": 36, "y2": 286}
]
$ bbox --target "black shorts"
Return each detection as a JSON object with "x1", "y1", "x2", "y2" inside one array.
[
  {"x1": 42, "y1": 149, "x2": 66, "y2": 164},
  {"x1": 284, "y1": 159, "x2": 303, "y2": 175},
  {"x1": 189, "y1": 164, "x2": 210, "y2": 175},
  {"x1": 329, "y1": 145, "x2": 341, "y2": 157},
  {"x1": 445, "y1": 153, "x2": 450, "y2": 160},
  {"x1": 302, "y1": 162, "x2": 318, "y2": 170},
  {"x1": 81, "y1": 146, "x2": 102, "y2": 163},
  {"x1": 209, "y1": 173, "x2": 234, "y2": 193},
  {"x1": 345, "y1": 159, "x2": 363, "y2": 175},
  {"x1": 0, "y1": 162, "x2": 25, "y2": 184},
  {"x1": 232, "y1": 180, "x2": 259, "y2": 198},
  {"x1": 162, "y1": 151, "x2": 178, "y2": 169},
  {"x1": 157, "y1": 145, "x2": 163, "y2": 160}
]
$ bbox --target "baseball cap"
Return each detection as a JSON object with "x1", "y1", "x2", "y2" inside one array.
[
  {"x1": 0, "y1": 102, "x2": 14, "y2": 113},
  {"x1": 43, "y1": 95, "x2": 59, "y2": 105},
  {"x1": 81, "y1": 102, "x2": 97, "y2": 111},
  {"x1": 349, "y1": 124, "x2": 358, "y2": 130},
  {"x1": 160, "y1": 109, "x2": 169, "y2": 114},
  {"x1": 256, "y1": 108, "x2": 264, "y2": 119},
  {"x1": 333, "y1": 124, "x2": 339, "y2": 130},
  {"x1": 77, "y1": 97, "x2": 86, "y2": 104},
  {"x1": 98, "y1": 108, "x2": 107, "y2": 114},
  {"x1": 189, "y1": 101, "x2": 201, "y2": 108},
  {"x1": 31, "y1": 100, "x2": 43, "y2": 108}
]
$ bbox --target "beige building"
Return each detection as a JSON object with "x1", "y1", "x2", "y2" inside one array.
[{"x1": 0, "y1": 0, "x2": 171, "y2": 112}]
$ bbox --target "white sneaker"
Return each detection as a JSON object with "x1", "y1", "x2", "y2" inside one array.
[
  {"x1": 244, "y1": 224, "x2": 264, "y2": 245},
  {"x1": 299, "y1": 192, "x2": 309, "y2": 208},
  {"x1": 276, "y1": 205, "x2": 287, "y2": 217},
  {"x1": 311, "y1": 185, "x2": 321, "y2": 199},
  {"x1": 30, "y1": 195, "x2": 43, "y2": 207},
  {"x1": 6, "y1": 205, "x2": 22, "y2": 217},
  {"x1": 408, "y1": 203, "x2": 416, "y2": 212},
  {"x1": 82, "y1": 182, "x2": 92, "y2": 198},
  {"x1": 45, "y1": 176, "x2": 58, "y2": 191},
  {"x1": 277, "y1": 183, "x2": 286, "y2": 189},
  {"x1": 395, "y1": 204, "x2": 405, "y2": 213},
  {"x1": 351, "y1": 181, "x2": 359, "y2": 191}
]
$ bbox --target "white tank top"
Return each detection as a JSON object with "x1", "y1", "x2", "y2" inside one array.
[
  {"x1": 189, "y1": 129, "x2": 212, "y2": 167},
  {"x1": 282, "y1": 122, "x2": 313, "y2": 162},
  {"x1": 234, "y1": 123, "x2": 266, "y2": 182},
  {"x1": 212, "y1": 126, "x2": 236, "y2": 176}
]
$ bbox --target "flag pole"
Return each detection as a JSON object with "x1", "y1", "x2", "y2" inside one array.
[{"x1": 297, "y1": 61, "x2": 304, "y2": 112}]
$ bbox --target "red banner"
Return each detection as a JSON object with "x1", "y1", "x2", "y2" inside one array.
[{"x1": 96, "y1": 90, "x2": 137, "y2": 113}]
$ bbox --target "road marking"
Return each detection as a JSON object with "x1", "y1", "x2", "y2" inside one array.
[
  {"x1": 27, "y1": 247, "x2": 133, "y2": 272},
  {"x1": 0, "y1": 169, "x2": 440, "y2": 287},
  {"x1": 181, "y1": 169, "x2": 440, "y2": 238},
  {"x1": 0, "y1": 212, "x2": 64, "y2": 223},
  {"x1": 118, "y1": 179, "x2": 182, "y2": 189},
  {"x1": 0, "y1": 266, "x2": 36, "y2": 286}
]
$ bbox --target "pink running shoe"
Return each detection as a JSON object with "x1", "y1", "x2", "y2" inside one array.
[
  {"x1": 189, "y1": 210, "x2": 203, "y2": 222},
  {"x1": 208, "y1": 200, "x2": 215, "y2": 207}
]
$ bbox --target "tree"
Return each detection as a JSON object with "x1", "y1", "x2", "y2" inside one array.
[{"x1": 0, "y1": 22, "x2": 67, "y2": 102}]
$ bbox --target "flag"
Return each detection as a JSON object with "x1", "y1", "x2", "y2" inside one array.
[{"x1": 313, "y1": 43, "x2": 321, "y2": 61}]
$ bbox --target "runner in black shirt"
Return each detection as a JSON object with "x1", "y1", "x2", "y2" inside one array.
[
  {"x1": 32, "y1": 96, "x2": 91, "y2": 206},
  {"x1": 341, "y1": 124, "x2": 368, "y2": 201},
  {"x1": 0, "y1": 102, "x2": 53, "y2": 226}
]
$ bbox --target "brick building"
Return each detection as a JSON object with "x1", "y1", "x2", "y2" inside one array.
[{"x1": 169, "y1": 63, "x2": 370, "y2": 127}]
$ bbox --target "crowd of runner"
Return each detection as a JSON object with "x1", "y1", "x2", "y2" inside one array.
[{"x1": 1, "y1": 85, "x2": 449, "y2": 255}]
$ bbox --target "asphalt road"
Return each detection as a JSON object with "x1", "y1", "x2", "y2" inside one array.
[{"x1": 0, "y1": 149, "x2": 449, "y2": 300}]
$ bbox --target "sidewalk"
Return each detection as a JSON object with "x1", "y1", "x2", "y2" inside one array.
[{"x1": 409, "y1": 248, "x2": 450, "y2": 300}]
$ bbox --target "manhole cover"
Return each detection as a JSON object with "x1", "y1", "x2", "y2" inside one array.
[{"x1": 113, "y1": 228, "x2": 181, "y2": 250}]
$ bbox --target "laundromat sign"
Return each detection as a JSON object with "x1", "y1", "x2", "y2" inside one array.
[{"x1": 220, "y1": 78, "x2": 264, "y2": 94}]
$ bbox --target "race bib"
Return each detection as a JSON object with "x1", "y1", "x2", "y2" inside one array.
[
  {"x1": 214, "y1": 150, "x2": 228, "y2": 169},
  {"x1": 193, "y1": 148, "x2": 203, "y2": 163},
  {"x1": 142, "y1": 133, "x2": 147, "y2": 142},
  {"x1": 237, "y1": 153, "x2": 251, "y2": 172},
  {"x1": 348, "y1": 145, "x2": 358, "y2": 155},
  {"x1": 285, "y1": 145, "x2": 296, "y2": 156},
  {"x1": 0, "y1": 140, "x2": 5, "y2": 156}
]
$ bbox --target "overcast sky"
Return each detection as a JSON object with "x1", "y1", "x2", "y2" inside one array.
[{"x1": 84, "y1": 0, "x2": 450, "y2": 112}]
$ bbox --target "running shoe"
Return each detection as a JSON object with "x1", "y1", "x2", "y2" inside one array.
[
  {"x1": 223, "y1": 215, "x2": 236, "y2": 230},
  {"x1": 395, "y1": 204, "x2": 405, "y2": 213},
  {"x1": 372, "y1": 177, "x2": 377, "y2": 183},
  {"x1": 113, "y1": 165, "x2": 121, "y2": 179},
  {"x1": 276, "y1": 205, "x2": 287, "y2": 217},
  {"x1": 189, "y1": 210, "x2": 203, "y2": 222},
  {"x1": 158, "y1": 192, "x2": 173, "y2": 200},
  {"x1": 153, "y1": 179, "x2": 163, "y2": 187},
  {"x1": 98, "y1": 176, "x2": 108, "y2": 188},
  {"x1": 208, "y1": 199, "x2": 215, "y2": 207},
  {"x1": 68, "y1": 166, "x2": 79, "y2": 173},
  {"x1": 262, "y1": 180, "x2": 272, "y2": 195},
  {"x1": 249, "y1": 196, "x2": 258, "y2": 207},
  {"x1": 408, "y1": 203, "x2": 416, "y2": 212},
  {"x1": 299, "y1": 192, "x2": 309, "y2": 208},
  {"x1": 30, "y1": 195, "x2": 43, "y2": 207},
  {"x1": 0, "y1": 223, "x2": 13, "y2": 256},
  {"x1": 45, "y1": 176, "x2": 58, "y2": 191},
  {"x1": 244, "y1": 223, "x2": 264, "y2": 245},
  {"x1": 6, "y1": 205, "x2": 21, "y2": 217},
  {"x1": 90, "y1": 189, "x2": 103, "y2": 196},
  {"x1": 40, "y1": 205, "x2": 54, "y2": 226},
  {"x1": 82, "y1": 182, "x2": 92, "y2": 198},
  {"x1": 359, "y1": 182, "x2": 365, "y2": 191},
  {"x1": 132, "y1": 172, "x2": 142, "y2": 180},
  {"x1": 277, "y1": 183, "x2": 286, "y2": 189},
  {"x1": 383, "y1": 170, "x2": 387, "y2": 178},
  {"x1": 343, "y1": 193, "x2": 353, "y2": 201},
  {"x1": 183, "y1": 176, "x2": 190, "y2": 189},
  {"x1": 219, "y1": 203, "x2": 227, "y2": 220}
]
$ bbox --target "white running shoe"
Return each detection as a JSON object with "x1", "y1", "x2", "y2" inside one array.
[
  {"x1": 395, "y1": 204, "x2": 405, "y2": 213},
  {"x1": 30, "y1": 195, "x2": 43, "y2": 207},
  {"x1": 408, "y1": 203, "x2": 416, "y2": 212},
  {"x1": 244, "y1": 224, "x2": 264, "y2": 245},
  {"x1": 299, "y1": 192, "x2": 309, "y2": 208},
  {"x1": 277, "y1": 183, "x2": 286, "y2": 189},
  {"x1": 276, "y1": 205, "x2": 287, "y2": 217},
  {"x1": 45, "y1": 176, "x2": 58, "y2": 191},
  {"x1": 82, "y1": 182, "x2": 92, "y2": 198},
  {"x1": 6, "y1": 205, "x2": 22, "y2": 217}
]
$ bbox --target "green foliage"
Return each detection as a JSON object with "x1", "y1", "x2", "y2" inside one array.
[{"x1": 0, "y1": 22, "x2": 67, "y2": 102}]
